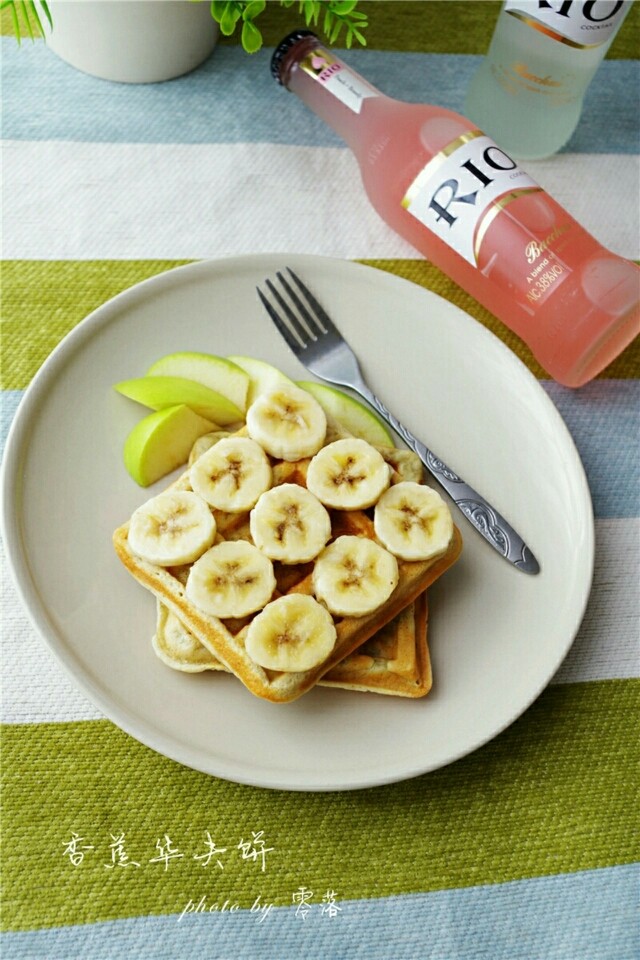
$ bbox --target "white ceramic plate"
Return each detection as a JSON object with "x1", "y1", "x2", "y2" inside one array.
[{"x1": 1, "y1": 254, "x2": 594, "y2": 791}]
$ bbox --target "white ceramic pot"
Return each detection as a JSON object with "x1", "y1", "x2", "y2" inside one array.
[{"x1": 46, "y1": 0, "x2": 219, "y2": 83}]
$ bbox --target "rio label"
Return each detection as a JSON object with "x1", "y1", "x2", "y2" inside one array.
[
  {"x1": 402, "y1": 131, "x2": 540, "y2": 267},
  {"x1": 504, "y1": 0, "x2": 631, "y2": 48},
  {"x1": 301, "y1": 47, "x2": 378, "y2": 114}
]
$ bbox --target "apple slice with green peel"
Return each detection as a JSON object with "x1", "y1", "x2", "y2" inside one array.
[
  {"x1": 114, "y1": 376, "x2": 243, "y2": 425},
  {"x1": 227, "y1": 356, "x2": 294, "y2": 407},
  {"x1": 123, "y1": 404, "x2": 217, "y2": 487},
  {"x1": 297, "y1": 381, "x2": 394, "y2": 447},
  {"x1": 146, "y1": 352, "x2": 250, "y2": 414}
]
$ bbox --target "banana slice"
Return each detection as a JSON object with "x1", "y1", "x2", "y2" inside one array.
[
  {"x1": 245, "y1": 594, "x2": 337, "y2": 672},
  {"x1": 245, "y1": 383, "x2": 326, "y2": 461},
  {"x1": 190, "y1": 436, "x2": 272, "y2": 512},
  {"x1": 128, "y1": 490, "x2": 216, "y2": 566},
  {"x1": 374, "y1": 481, "x2": 453, "y2": 561},
  {"x1": 306, "y1": 438, "x2": 391, "y2": 510},
  {"x1": 249, "y1": 483, "x2": 331, "y2": 564},
  {"x1": 185, "y1": 540, "x2": 276, "y2": 619},
  {"x1": 312, "y1": 535, "x2": 399, "y2": 617}
]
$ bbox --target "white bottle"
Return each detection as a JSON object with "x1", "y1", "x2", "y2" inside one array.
[{"x1": 464, "y1": 0, "x2": 633, "y2": 159}]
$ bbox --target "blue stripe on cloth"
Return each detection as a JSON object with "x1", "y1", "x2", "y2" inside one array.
[
  {"x1": 542, "y1": 380, "x2": 640, "y2": 519},
  {"x1": 1, "y1": 381, "x2": 638, "y2": 517},
  {"x1": 1, "y1": 864, "x2": 637, "y2": 960},
  {"x1": 0, "y1": 392, "x2": 23, "y2": 457},
  {"x1": 2, "y1": 40, "x2": 639, "y2": 154}
]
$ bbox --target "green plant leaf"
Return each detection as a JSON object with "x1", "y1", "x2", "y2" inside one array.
[
  {"x1": 241, "y1": 17, "x2": 262, "y2": 52},
  {"x1": 3, "y1": 0, "x2": 22, "y2": 45},
  {"x1": 330, "y1": 0, "x2": 358, "y2": 14},
  {"x1": 211, "y1": 0, "x2": 241, "y2": 33},
  {"x1": 219, "y1": 1, "x2": 242, "y2": 35},
  {"x1": 329, "y1": 17, "x2": 343, "y2": 43},
  {"x1": 28, "y1": 0, "x2": 45, "y2": 36},
  {"x1": 18, "y1": 1, "x2": 34, "y2": 40},
  {"x1": 39, "y1": 0, "x2": 52, "y2": 29},
  {"x1": 242, "y1": 0, "x2": 265, "y2": 20},
  {"x1": 210, "y1": 0, "x2": 229, "y2": 21},
  {"x1": 298, "y1": 0, "x2": 311, "y2": 24}
]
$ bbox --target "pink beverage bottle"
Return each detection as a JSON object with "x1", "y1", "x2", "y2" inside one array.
[{"x1": 271, "y1": 30, "x2": 639, "y2": 387}]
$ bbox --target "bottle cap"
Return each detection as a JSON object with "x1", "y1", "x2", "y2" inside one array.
[{"x1": 271, "y1": 29, "x2": 318, "y2": 84}]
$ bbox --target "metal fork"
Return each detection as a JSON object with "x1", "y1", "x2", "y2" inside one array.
[{"x1": 257, "y1": 268, "x2": 540, "y2": 575}]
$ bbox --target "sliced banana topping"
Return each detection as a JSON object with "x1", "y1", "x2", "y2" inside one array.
[
  {"x1": 245, "y1": 594, "x2": 337, "y2": 672},
  {"x1": 245, "y1": 383, "x2": 326, "y2": 461},
  {"x1": 185, "y1": 540, "x2": 276, "y2": 619},
  {"x1": 312, "y1": 535, "x2": 399, "y2": 617},
  {"x1": 249, "y1": 483, "x2": 331, "y2": 564},
  {"x1": 128, "y1": 490, "x2": 216, "y2": 566},
  {"x1": 306, "y1": 438, "x2": 391, "y2": 510},
  {"x1": 190, "y1": 436, "x2": 272, "y2": 512},
  {"x1": 374, "y1": 481, "x2": 453, "y2": 561}
]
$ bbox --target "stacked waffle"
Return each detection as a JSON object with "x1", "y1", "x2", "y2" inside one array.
[{"x1": 113, "y1": 383, "x2": 462, "y2": 703}]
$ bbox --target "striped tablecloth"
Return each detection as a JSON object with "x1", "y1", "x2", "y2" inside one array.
[{"x1": 2, "y1": 3, "x2": 638, "y2": 958}]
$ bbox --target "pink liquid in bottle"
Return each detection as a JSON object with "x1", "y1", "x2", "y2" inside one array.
[{"x1": 273, "y1": 31, "x2": 639, "y2": 386}]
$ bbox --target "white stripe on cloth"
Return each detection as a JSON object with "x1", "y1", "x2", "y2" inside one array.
[
  {"x1": 1, "y1": 518, "x2": 637, "y2": 724},
  {"x1": 3, "y1": 140, "x2": 639, "y2": 261}
]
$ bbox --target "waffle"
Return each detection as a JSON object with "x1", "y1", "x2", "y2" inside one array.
[
  {"x1": 153, "y1": 589, "x2": 431, "y2": 697},
  {"x1": 318, "y1": 590, "x2": 431, "y2": 696},
  {"x1": 113, "y1": 433, "x2": 462, "y2": 703}
]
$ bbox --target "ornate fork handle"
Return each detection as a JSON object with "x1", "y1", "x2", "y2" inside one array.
[{"x1": 356, "y1": 385, "x2": 540, "y2": 574}]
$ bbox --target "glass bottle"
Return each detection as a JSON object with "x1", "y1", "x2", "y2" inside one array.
[
  {"x1": 464, "y1": 0, "x2": 633, "y2": 159},
  {"x1": 271, "y1": 30, "x2": 639, "y2": 387}
]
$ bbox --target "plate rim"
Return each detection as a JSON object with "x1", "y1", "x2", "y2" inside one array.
[{"x1": 0, "y1": 252, "x2": 595, "y2": 791}]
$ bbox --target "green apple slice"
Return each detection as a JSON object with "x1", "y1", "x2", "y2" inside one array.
[
  {"x1": 123, "y1": 405, "x2": 217, "y2": 487},
  {"x1": 114, "y1": 376, "x2": 243, "y2": 425},
  {"x1": 227, "y1": 356, "x2": 294, "y2": 407},
  {"x1": 146, "y1": 352, "x2": 250, "y2": 414},
  {"x1": 297, "y1": 381, "x2": 394, "y2": 446}
]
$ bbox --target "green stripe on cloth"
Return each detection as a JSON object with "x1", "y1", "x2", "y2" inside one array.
[
  {"x1": 2, "y1": 260, "x2": 639, "y2": 390},
  {"x1": 1, "y1": 261, "x2": 191, "y2": 389},
  {"x1": 2, "y1": 680, "x2": 638, "y2": 932},
  {"x1": 2, "y1": 2, "x2": 638, "y2": 58}
]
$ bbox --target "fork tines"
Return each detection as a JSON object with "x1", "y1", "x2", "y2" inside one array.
[{"x1": 257, "y1": 268, "x2": 337, "y2": 351}]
